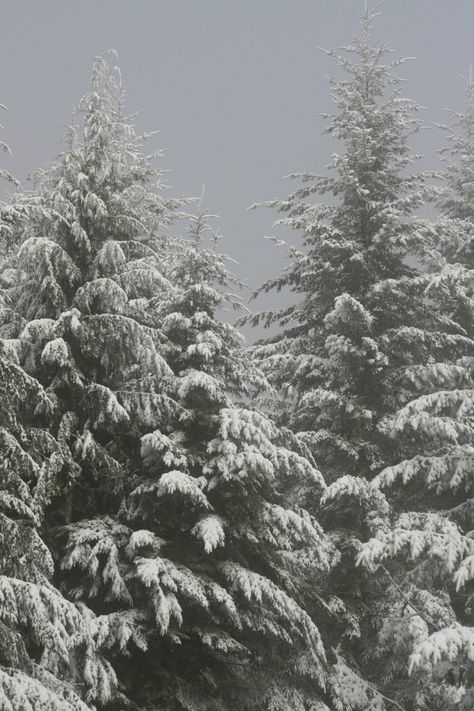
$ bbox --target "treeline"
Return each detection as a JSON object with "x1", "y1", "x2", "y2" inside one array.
[{"x1": 1, "y1": 8, "x2": 474, "y2": 711}]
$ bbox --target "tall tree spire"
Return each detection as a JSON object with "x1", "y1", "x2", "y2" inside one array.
[{"x1": 250, "y1": 6, "x2": 429, "y2": 481}]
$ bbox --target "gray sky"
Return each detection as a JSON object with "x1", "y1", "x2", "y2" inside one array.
[{"x1": 1, "y1": 1, "x2": 474, "y2": 338}]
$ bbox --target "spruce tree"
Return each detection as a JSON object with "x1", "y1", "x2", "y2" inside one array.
[
  {"x1": 358, "y1": 75, "x2": 474, "y2": 711},
  {"x1": 250, "y1": 8, "x2": 429, "y2": 481},
  {"x1": 0, "y1": 52, "x2": 185, "y2": 710},
  {"x1": 248, "y1": 8, "x2": 451, "y2": 708},
  {"x1": 0, "y1": 106, "x2": 117, "y2": 709},
  {"x1": 109, "y1": 209, "x2": 344, "y2": 709}
]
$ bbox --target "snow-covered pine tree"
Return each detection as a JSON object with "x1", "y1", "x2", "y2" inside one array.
[
  {"x1": 250, "y1": 7, "x2": 430, "y2": 481},
  {"x1": 358, "y1": 75, "x2": 474, "y2": 711},
  {"x1": 0, "y1": 53, "x2": 357, "y2": 710},
  {"x1": 56, "y1": 201, "x2": 356, "y2": 711},
  {"x1": 248, "y1": 7, "x2": 458, "y2": 708},
  {"x1": 0, "y1": 106, "x2": 118, "y2": 709},
  {"x1": 0, "y1": 52, "x2": 188, "y2": 710}
]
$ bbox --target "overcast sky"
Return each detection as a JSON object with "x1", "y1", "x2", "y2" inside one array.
[{"x1": 1, "y1": 1, "x2": 473, "y2": 338}]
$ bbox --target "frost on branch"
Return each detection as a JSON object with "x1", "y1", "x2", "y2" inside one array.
[
  {"x1": 84, "y1": 383, "x2": 129, "y2": 428},
  {"x1": 321, "y1": 474, "x2": 390, "y2": 535},
  {"x1": 78, "y1": 313, "x2": 172, "y2": 382},
  {"x1": 41, "y1": 337, "x2": 70, "y2": 369},
  {"x1": 330, "y1": 658, "x2": 385, "y2": 711},
  {"x1": 323, "y1": 293, "x2": 374, "y2": 335},
  {"x1": 374, "y1": 444, "x2": 474, "y2": 494},
  {"x1": 60, "y1": 516, "x2": 132, "y2": 605},
  {"x1": 0, "y1": 577, "x2": 116, "y2": 704},
  {"x1": 74, "y1": 277, "x2": 128, "y2": 315},
  {"x1": 408, "y1": 625, "x2": 474, "y2": 675},
  {"x1": 0, "y1": 667, "x2": 92, "y2": 711},
  {"x1": 358, "y1": 512, "x2": 471, "y2": 578},
  {"x1": 178, "y1": 369, "x2": 225, "y2": 406},
  {"x1": 154, "y1": 470, "x2": 211, "y2": 508},
  {"x1": 259, "y1": 504, "x2": 331, "y2": 572},
  {"x1": 140, "y1": 429, "x2": 188, "y2": 470},
  {"x1": 133, "y1": 556, "x2": 204, "y2": 634},
  {"x1": 385, "y1": 389, "x2": 474, "y2": 438},
  {"x1": 205, "y1": 407, "x2": 325, "y2": 493},
  {"x1": 220, "y1": 562, "x2": 326, "y2": 675},
  {"x1": 192, "y1": 514, "x2": 225, "y2": 553},
  {"x1": 0, "y1": 357, "x2": 54, "y2": 424}
]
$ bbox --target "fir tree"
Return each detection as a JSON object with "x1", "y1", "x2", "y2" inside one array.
[
  {"x1": 250, "y1": 7, "x2": 430, "y2": 481},
  {"x1": 248, "y1": 7, "x2": 454, "y2": 709},
  {"x1": 0, "y1": 105, "x2": 117, "y2": 711},
  {"x1": 107, "y1": 209, "x2": 343, "y2": 710},
  {"x1": 0, "y1": 51, "x2": 185, "y2": 710},
  {"x1": 358, "y1": 74, "x2": 474, "y2": 711}
]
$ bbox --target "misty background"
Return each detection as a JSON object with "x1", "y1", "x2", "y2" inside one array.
[{"x1": 1, "y1": 0, "x2": 473, "y2": 339}]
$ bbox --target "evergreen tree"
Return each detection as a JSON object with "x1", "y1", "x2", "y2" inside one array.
[
  {"x1": 250, "y1": 8, "x2": 430, "y2": 481},
  {"x1": 358, "y1": 75, "x2": 474, "y2": 711},
  {"x1": 106, "y1": 209, "x2": 344, "y2": 710},
  {"x1": 0, "y1": 51, "x2": 185, "y2": 710},
  {"x1": 248, "y1": 8, "x2": 456, "y2": 709},
  {"x1": 0, "y1": 105, "x2": 117, "y2": 709}
]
